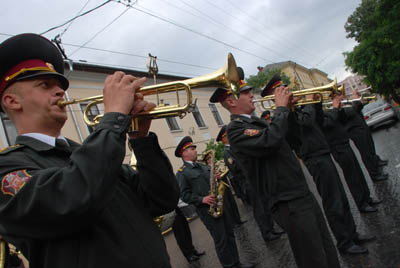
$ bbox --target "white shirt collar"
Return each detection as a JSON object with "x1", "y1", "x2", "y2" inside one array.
[
  {"x1": 22, "y1": 133, "x2": 68, "y2": 147},
  {"x1": 240, "y1": 114, "x2": 252, "y2": 118}
]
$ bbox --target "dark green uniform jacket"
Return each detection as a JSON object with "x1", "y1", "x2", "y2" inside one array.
[
  {"x1": 320, "y1": 107, "x2": 351, "y2": 146},
  {"x1": 296, "y1": 104, "x2": 331, "y2": 160},
  {"x1": 227, "y1": 107, "x2": 310, "y2": 208},
  {"x1": 223, "y1": 146, "x2": 248, "y2": 202},
  {"x1": 176, "y1": 162, "x2": 210, "y2": 207},
  {"x1": 0, "y1": 112, "x2": 179, "y2": 268}
]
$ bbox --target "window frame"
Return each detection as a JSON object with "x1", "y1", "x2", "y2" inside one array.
[
  {"x1": 192, "y1": 103, "x2": 207, "y2": 129},
  {"x1": 79, "y1": 102, "x2": 101, "y2": 134},
  {"x1": 0, "y1": 112, "x2": 18, "y2": 146},
  {"x1": 208, "y1": 103, "x2": 224, "y2": 126}
]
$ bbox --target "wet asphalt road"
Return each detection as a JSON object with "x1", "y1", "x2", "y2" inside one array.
[{"x1": 164, "y1": 120, "x2": 400, "y2": 268}]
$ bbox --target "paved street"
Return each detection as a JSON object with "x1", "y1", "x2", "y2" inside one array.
[{"x1": 164, "y1": 120, "x2": 400, "y2": 268}]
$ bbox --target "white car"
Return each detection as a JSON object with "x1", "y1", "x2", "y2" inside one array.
[{"x1": 362, "y1": 99, "x2": 397, "y2": 129}]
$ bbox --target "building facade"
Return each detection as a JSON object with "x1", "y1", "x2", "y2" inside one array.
[
  {"x1": 338, "y1": 74, "x2": 370, "y2": 96},
  {"x1": 260, "y1": 61, "x2": 332, "y2": 90}
]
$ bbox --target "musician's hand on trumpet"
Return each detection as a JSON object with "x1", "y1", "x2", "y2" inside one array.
[
  {"x1": 103, "y1": 72, "x2": 147, "y2": 115},
  {"x1": 103, "y1": 72, "x2": 156, "y2": 138},
  {"x1": 128, "y1": 92, "x2": 157, "y2": 138},
  {"x1": 352, "y1": 89, "x2": 360, "y2": 99},
  {"x1": 332, "y1": 94, "x2": 344, "y2": 109},
  {"x1": 274, "y1": 86, "x2": 293, "y2": 108}
]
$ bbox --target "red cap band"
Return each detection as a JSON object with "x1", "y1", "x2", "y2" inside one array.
[
  {"x1": 179, "y1": 142, "x2": 194, "y2": 156},
  {"x1": 0, "y1": 59, "x2": 56, "y2": 95},
  {"x1": 271, "y1": 80, "x2": 283, "y2": 90}
]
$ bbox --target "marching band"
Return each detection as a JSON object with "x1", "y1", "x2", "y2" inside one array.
[{"x1": 0, "y1": 33, "x2": 390, "y2": 268}]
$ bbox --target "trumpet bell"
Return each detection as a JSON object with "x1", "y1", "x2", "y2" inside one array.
[{"x1": 253, "y1": 78, "x2": 344, "y2": 110}]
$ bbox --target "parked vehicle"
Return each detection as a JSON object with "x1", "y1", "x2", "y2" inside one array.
[
  {"x1": 390, "y1": 99, "x2": 400, "y2": 120},
  {"x1": 362, "y1": 98, "x2": 397, "y2": 129}
]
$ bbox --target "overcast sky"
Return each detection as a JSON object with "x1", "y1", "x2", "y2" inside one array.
[{"x1": 0, "y1": 0, "x2": 361, "y2": 82}]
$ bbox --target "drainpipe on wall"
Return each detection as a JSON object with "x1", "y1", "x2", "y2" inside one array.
[
  {"x1": 64, "y1": 59, "x2": 84, "y2": 143},
  {"x1": 293, "y1": 63, "x2": 304, "y2": 89}
]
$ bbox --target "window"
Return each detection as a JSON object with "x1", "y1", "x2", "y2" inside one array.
[
  {"x1": 160, "y1": 101, "x2": 181, "y2": 131},
  {"x1": 165, "y1": 117, "x2": 181, "y2": 131},
  {"x1": 0, "y1": 112, "x2": 18, "y2": 145},
  {"x1": 80, "y1": 103, "x2": 100, "y2": 134},
  {"x1": 192, "y1": 104, "x2": 206, "y2": 128},
  {"x1": 208, "y1": 103, "x2": 224, "y2": 126}
]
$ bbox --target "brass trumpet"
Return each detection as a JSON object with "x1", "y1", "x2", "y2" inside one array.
[
  {"x1": 253, "y1": 78, "x2": 344, "y2": 110},
  {"x1": 323, "y1": 95, "x2": 377, "y2": 108},
  {"x1": 58, "y1": 53, "x2": 241, "y2": 130}
]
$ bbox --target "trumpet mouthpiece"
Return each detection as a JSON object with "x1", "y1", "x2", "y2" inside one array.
[{"x1": 57, "y1": 100, "x2": 67, "y2": 107}]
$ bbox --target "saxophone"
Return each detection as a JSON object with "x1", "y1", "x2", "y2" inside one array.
[
  {"x1": 0, "y1": 239, "x2": 5, "y2": 268},
  {"x1": 208, "y1": 151, "x2": 229, "y2": 218}
]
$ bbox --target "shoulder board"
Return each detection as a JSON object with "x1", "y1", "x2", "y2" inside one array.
[
  {"x1": 0, "y1": 144, "x2": 24, "y2": 155},
  {"x1": 233, "y1": 117, "x2": 243, "y2": 122},
  {"x1": 177, "y1": 165, "x2": 186, "y2": 172}
]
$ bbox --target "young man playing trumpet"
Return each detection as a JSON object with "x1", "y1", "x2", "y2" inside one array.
[
  {"x1": 0, "y1": 33, "x2": 179, "y2": 268},
  {"x1": 210, "y1": 77, "x2": 340, "y2": 268}
]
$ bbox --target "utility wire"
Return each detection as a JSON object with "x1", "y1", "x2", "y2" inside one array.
[
  {"x1": 58, "y1": 0, "x2": 92, "y2": 39},
  {"x1": 222, "y1": 0, "x2": 315, "y2": 60},
  {"x1": 68, "y1": 6, "x2": 130, "y2": 57},
  {"x1": 119, "y1": 3, "x2": 273, "y2": 62},
  {"x1": 0, "y1": 32, "x2": 219, "y2": 74},
  {"x1": 169, "y1": 0, "x2": 288, "y2": 61},
  {"x1": 62, "y1": 43, "x2": 217, "y2": 71},
  {"x1": 40, "y1": 0, "x2": 113, "y2": 35},
  {"x1": 205, "y1": 0, "x2": 312, "y2": 66}
]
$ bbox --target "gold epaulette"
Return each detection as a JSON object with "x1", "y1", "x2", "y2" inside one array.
[
  {"x1": 177, "y1": 165, "x2": 186, "y2": 172},
  {"x1": 0, "y1": 144, "x2": 23, "y2": 154}
]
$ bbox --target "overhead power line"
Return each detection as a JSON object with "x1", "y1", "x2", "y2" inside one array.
[
  {"x1": 119, "y1": 2, "x2": 273, "y2": 63},
  {"x1": 58, "y1": 0, "x2": 92, "y2": 39},
  {"x1": 222, "y1": 0, "x2": 315, "y2": 60},
  {"x1": 62, "y1": 43, "x2": 217, "y2": 71},
  {"x1": 167, "y1": 0, "x2": 288, "y2": 60},
  {"x1": 68, "y1": 7, "x2": 130, "y2": 57},
  {"x1": 40, "y1": 0, "x2": 114, "y2": 35}
]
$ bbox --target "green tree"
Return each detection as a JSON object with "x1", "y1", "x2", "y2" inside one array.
[
  {"x1": 203, "y1": 139, "x2": 225, "y2": 161},
  {"x1": 246, "y1": 68, "x2": 291, "y2": 95},
  {"x1": 344, "y1": 0, "x2": 400, "y2": 102}
]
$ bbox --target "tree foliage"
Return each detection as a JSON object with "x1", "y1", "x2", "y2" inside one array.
[
  {"x1": 344, "y1": 0, "x2": 400, "y2": 102},
  {"x1": 202, "y1": 139, "x2": 225, "y2": 161},
  {"x1": 246, "y1": 68, "x2": 291, "y2": 94}
]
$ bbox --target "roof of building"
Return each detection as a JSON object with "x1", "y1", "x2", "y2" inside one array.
[
  {"x1": 262, "y1": 60, "x2": 329, "y2": 77},
  {"x1": 64, "y1": 60, "x2": 190, "y2": 81}
]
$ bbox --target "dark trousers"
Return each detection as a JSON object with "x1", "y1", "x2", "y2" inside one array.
[
  {"x1": 172, "y1": 207, "x2": 196, "y2": 259},
  {"x1": 196, "y1": 206, "x2": 239, "y2": 268},
  {"x1": 272, "y1": 194, "x2": 340, "y2": 268},
  {"x1": 304, "y1": 154, "x2": 357, "y2": 250},
  {"x1": 349, "y1": 129, "x2": 381, "y2": 178},
  {"x1": 330, "y1": 144, "x2": 371, "y2": 209},
  {"x1": 245, "y1": 181, "x2": 274, "y2": 239},
  {"x1": 223, "y1": 187, "x2": 243, "y2": 225}
]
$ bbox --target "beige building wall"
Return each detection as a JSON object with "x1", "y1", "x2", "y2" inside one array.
[
  {"x1": 338, "y1": 74, "x2": 369, "y2": 96},
  {"x1": 262, "y1": 61, "x2": 332, "y2": 90}
]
